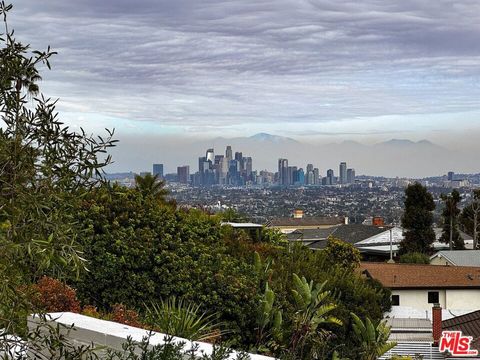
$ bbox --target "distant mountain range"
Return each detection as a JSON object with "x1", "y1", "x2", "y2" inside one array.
[{"x1": 108, "y1": 132, "x2": 476, "y2": 178}]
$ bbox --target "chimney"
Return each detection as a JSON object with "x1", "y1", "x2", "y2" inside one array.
[{"x1": 432, "y1": 303, "x2": 442, "y2": 346}]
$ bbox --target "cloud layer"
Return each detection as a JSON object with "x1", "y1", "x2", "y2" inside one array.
[{"x1": 7, "y1": 0, "x2": 480, "y2": 173}]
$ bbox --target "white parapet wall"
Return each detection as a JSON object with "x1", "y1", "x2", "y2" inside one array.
[{"x1": 28, "y1": 312, "x2": 275, "y2": 360}]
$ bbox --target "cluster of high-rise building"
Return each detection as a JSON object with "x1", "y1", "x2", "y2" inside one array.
[
  {"x1": 277, "y1": 159, "x2": 355, "y2": 186},
  {"x1": 193, "y1": 146, "x2": 254, "y2": 186},
  {"x1": 151, "y1": 149, "x2": 356, "y2": 187}
]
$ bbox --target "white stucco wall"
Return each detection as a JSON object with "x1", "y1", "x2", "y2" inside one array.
[
  {"x1": 445, "y1": 289, "x2": 480, "y2": 310},
  {"x1": 391, "y1": 289, "x2": 446, "y2": 310},
  {"x1": 392, "y1": 289, "x2": 480, "y2": 312}
]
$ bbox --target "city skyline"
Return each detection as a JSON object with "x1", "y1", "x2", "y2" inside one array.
[
  {"x1": 11, "y1": 1, "x2": 480, "y2": 158},
  {"x1": 107, "y1": 133, "x2": 478, "y2": 178}
]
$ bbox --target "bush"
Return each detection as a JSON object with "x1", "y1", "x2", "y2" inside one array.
[
  {"x1": 32, "y1": 276, "x2": 81, "y2": 313},
  {"x1": 74, "y1": 185, "x2": 259, "y2": 345},
  {"x1": 399, "y1": 252, "x2": 430, "y2": 264},
  {"x1": 110, "y1": 304, "x2": 143, "y2": 328}
]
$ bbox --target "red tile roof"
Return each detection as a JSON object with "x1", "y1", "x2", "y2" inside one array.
[{"x1": 360, "y1": 262, "x2": 480, "y2": 289}]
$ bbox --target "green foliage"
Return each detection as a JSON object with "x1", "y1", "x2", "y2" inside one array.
[
  {"x1": 260, "y1": 227, "x2": 288, "y2": 246},
  {"x1": 460, "y1": 190, "x2": 480, "y2": 249},
  {"x1": 144, "y1": 297, "x2": 226, "y2": 342},
  {"x1": 399, "y1": 183, "x2": 436, "y2": 255},
  {"x1": 440, "y1": 189, "x2": 464, "y2": 249},
  {"x1": 217, "y1": 208, "x2": 247, "y2": 222},
  {"x1": 255, "y1": 283, "x2": 283, "y2": 350},
  {"x1": 323, "y1": 236, "x2": 361, "y2": 270},
  {"x1": 289, "y1": 274, "x2": 342, "y2": 358},
  {"x1": 105, "y1": 334, "x2": 251, "y2": 360},
  {"x1": 399, "y1": 252, "x2": 430, "y2": 264},
  {"x1": 350, "y1": 313, "x2": 396, "y2": 360},
  {"x1": 74, "y1": 185, "x2": 259, "y2": 345},
  {"x1": 134, "y1": 173, "x2": 169, "y2": 202},
  {"x1": 265, "y1": 244, "x2": 391, "y2": 359},
  {"x1": 0, "y1": 1, "x2": 115, "y2": 337}
]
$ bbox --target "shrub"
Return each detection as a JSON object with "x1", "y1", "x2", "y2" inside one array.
[
  {"x1": 32, "y1": 276, "x2": 81, "y2": 313},
  {"x1": 399, "y1": 252, "x2": 430, "y2": 264},
  {"x1": 110, "y1": 304, "x2": 142, "y2": 328},
  {"x1": 144, "y1": 297, "x2": 225, "y2": 342}
]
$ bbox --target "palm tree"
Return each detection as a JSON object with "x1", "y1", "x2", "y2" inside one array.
[
  {"x1": 350, "y1": 312, "x2": 396, "y2": 360},
  {"x1": 134, "y1": 173, "x2": 168, "y2": 201}
]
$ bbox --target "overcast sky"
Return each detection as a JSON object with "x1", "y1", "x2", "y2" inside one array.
[{"x1": 8, "y1": 1, "x2": 480, "y2": 173}]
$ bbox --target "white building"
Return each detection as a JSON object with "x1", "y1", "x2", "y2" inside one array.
[{"x1": 361, "y1": 262, "x2": 480, "y2": 312}]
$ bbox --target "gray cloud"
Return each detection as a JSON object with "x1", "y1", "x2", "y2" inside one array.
[{"x1": 7, "y1": 0, "x2": 480, "y2": 135}]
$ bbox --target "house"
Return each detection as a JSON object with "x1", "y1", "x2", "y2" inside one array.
[
  {"x1": 286, "y1": 224, "x2": 388, "y2": 249},
  {"x1": 360, "y1": 263, "x2": 480, "y2": 312},
  {"x1": 430, "y1": 250, "x2": 480, "y2": 267},
  {"x1": 355, "y1": 227, "x2": 451, "y2": 258}
]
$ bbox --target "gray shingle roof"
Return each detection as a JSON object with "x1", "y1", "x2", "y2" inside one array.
[{"x1": 431, "y1": 250, "x2": 480, "y2": 267}]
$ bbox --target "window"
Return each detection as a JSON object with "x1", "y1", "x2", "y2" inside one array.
[
  {"x1": 428, "y1": 291, "x2": 439, "y2": 304},
  {"x1": 392, "y1": 295, "x2": 400, "y2": 306}
]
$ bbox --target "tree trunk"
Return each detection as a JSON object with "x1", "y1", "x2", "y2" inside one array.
[
  {"x1": 474, "y1": 210, "x2": 478, "y2": 249},
  {"x1": 449, "y1": 215, "x2": 453, "y2": 250}
]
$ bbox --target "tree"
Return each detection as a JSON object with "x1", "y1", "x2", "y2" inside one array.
[
  {"x1": 460, "y1": 190, "x2": 480, "y2": 249},
  {"x1": 0, "y1": 0, "x2": 115, "y2": 345},
  {"x1": 323, "y1": 236, "x2": 361, "y2": 271},
  {"x1": 440, "y1": 189, "x2": 464, "y2": 250},
  {"x1": 399, "y1": 183, "x2": 436, "y2": 255},
  {"x1": 135, "y1": 173, "x2": 168, "y2": 201}
]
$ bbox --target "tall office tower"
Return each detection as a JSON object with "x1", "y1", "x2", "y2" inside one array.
[
  {"x1": 206, "y1": 148, "x2": 215, "y2": 163},
  {"x1": 297, "y1": 168, "x2": 305, "y2": 185},
  {"x1": 198, "y1": 156, "x2": 206, "y2": 173},
  {"x1": 278, "y1": 158, "x2": 289, "y2": 185},
  {"x1": 327, "y1": 169, "x2": 334, "y2": 185},
  {"x1": 448, "y1": 171, "x2": 455, "y2": 181},
  {"x1": 307, "y1": 171, "x2": 314, "y2": 185},
  {"x1": 152, "y1": 164, "x2": 164, "y2": 178},
  {"x1": 213, "y1": 155, "x2": 224, "y2": 184},
  {"x1": 219, "y1": 156, "x2": 228, "y2": 184},
  {"x1": 347, "y1": 168, "x2": 356, "y2": 184},
  {"x1": 288, "y1": 166, "x2": 297, "y2": 186},
  {"x1": 225, "y1": 146, "x2": 232, "y2": 162},
  {"x1": 306, "y1": 164, "x2": 314, "y2": 173},
  {"x1": 198, "y1": 156, "x2": 210, "y2": 186},
  {"x1": 339, "y1": 162, "x2": 347, "y2": 184},
  {"x1": 214, "y1": 155, "x2": 223, "y2": 165},
  {"x1": 228, "y1": 159, "x2": 239, "y2": 185},
  {"x1": 177, "y1": 166, "x2": 190, "y2": 184},
  {"x1": 245, "y1": 157, "x2": 252, "y2": 178},
  {"x1": 313, "y1": 168, "x2": 320, "y2": 185}
]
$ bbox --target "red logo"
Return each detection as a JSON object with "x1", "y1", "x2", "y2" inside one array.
[{"x1": 439, "y1": 331, "x2": 478, "y2": 356}]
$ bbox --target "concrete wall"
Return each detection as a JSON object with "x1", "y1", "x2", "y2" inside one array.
[{"x1": 28, "y1": 312, "x2": 274, "y2": 360}]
